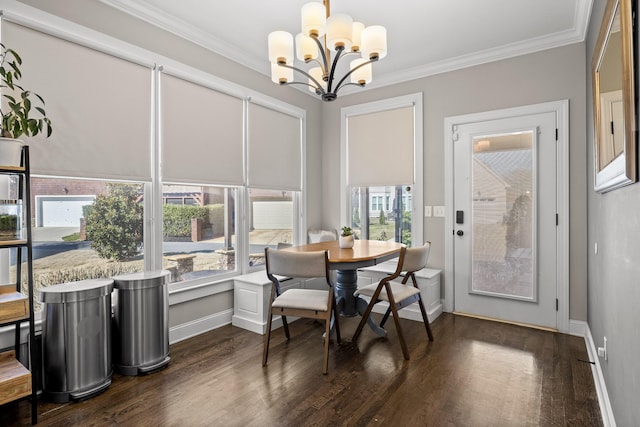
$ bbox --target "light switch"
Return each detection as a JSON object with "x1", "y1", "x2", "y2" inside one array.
[
  {"x1": 424, "y1": 206, "x2": 432, "y2": 217},
  {"x1": 433, "y1": 206, "x2": 445, "y2": 217}
]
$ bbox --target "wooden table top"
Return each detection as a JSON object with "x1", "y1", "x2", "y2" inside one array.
[{"x1": 284, "y1": 239, "x2": 404, "y2": 269}]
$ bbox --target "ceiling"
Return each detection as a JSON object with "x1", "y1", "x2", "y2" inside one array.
[{"x1": 100, "y1": 0, "x2": 593, "y2": 94}]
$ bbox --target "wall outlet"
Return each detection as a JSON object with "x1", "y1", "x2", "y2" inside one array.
[
  {"x1": 433, "y1": 206, "x2": 445, "y2": 217},
  {"x1": 424, "y1": 206, "x2": 432, "y2": 217}
]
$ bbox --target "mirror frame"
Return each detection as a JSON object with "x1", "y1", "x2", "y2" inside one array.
[{"x1": 592, "y1": 0, "x2": 637, "y2": 193}]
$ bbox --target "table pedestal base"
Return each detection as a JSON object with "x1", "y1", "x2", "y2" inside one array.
[{"x1": 335, "y1": 269, "x2": 386, "y2": 337}]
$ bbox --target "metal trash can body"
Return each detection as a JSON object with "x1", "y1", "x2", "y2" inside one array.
[
  {"x1": 113, "y1": 270, "x2": 170, "y2": 375},
  {"x1": 39, "y1": 278, "x2": 114, "y2": 403}
]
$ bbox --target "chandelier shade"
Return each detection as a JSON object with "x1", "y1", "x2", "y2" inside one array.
[{"x1": 268, "y1": 0, "x2": 387, "y2": 101}]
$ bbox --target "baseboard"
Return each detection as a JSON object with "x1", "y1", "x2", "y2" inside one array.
[
  {"x1": 231, "y1": 313, "x2": 295, "y2": 335},
  {"x1": 580, "y1": 321, "x2": 617, "y2": 427},
  {"x1": 169, "y1": 308, "x2": 233, "y2": 344}
]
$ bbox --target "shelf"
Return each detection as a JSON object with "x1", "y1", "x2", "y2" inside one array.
[
  {"x1": 0, "y1": 146, "x2": 37, "y2": 423},
  {"x1": 0, "y1": 350, "x2": 32, "y2": 406},
  {"x1": 0, "y1": 285, "x2": 29, "y2": 324},
  {"x1": 0, "y1": 165, "x2": 26, "y2": 174},
  {"x1": 0, "y1": 239, "x2": 28, "y2": 248}
]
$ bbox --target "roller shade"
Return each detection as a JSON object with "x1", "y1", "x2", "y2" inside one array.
[
  {"x1": 160, "y1": 73, "x2": 244, "y2": 185},
  {"x1": 347, "y1": 106, "x2": 414, "y2": 186},
  {"x1": 1, "y1": 22, "x2": 152, "y2": 181},
  {"x1": 248, "y1": 103, "x2": 301, "y2": 191}
]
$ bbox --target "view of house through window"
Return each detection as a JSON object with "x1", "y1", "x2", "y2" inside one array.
[
  {"x1": 18, "y1": 177, "x2": 145, "y2": 305},
  {"x1": 9, "y1": 179, "x2": 245, "y2": 302},
  {"x1": 351, "y1": 185, "x2": 412, "y2": 245},
  {"x1": 248, "y1": 188, "x2": 294, "y2": 267},
  {"x1": 161, "y1": 184, "x2": 237, "y2": 280}
]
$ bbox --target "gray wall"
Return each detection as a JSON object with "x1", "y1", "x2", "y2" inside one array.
[
  {"x1": 321, "y1": 43, "x2": 588, "y2": 321},
  {"x1": 586, "y1": 0, "x2": 640, "y2": 425}
]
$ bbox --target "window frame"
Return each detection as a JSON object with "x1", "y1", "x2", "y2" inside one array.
[{"x1": 340, "y1": 93, "x2": 424, "y2": 246}]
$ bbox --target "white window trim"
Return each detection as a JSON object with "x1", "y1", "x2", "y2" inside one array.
[{"x1": 340, "y1": 93, "x2": 424, "y2": 245}]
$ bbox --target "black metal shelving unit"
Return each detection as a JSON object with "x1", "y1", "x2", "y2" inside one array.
[{"x1": 0, "y1": 145, "x2": 38, "y2": 424}]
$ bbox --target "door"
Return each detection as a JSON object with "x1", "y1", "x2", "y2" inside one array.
[{"x1": 453, "y1": 112, "x2": 558, "y2": 329}]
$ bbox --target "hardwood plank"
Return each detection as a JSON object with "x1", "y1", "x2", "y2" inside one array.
[{"x1": 0, "y1": 314, "x2": 603, "y2": 426}]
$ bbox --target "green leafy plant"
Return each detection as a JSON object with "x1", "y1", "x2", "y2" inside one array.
[
  {"x1": 85, "y1": 184, "x2": 143, "y2": 261},
  {"x1": 163, "y1": 204, "x2": 210, "y2": 237},
  {"x1": 341, "y1": 226, "x2": 353, "y2": 237},
  {"x1": 0, "y1": 43, "x2": 52, "y2": 139}
]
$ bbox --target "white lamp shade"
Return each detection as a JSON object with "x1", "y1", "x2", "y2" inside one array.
[
  {"x1": 351, "y1": 22, "x2": 364, "y2": 52},
  {"x1": 301, "y1": 2, "x2": 326, "y2": 37},
  {"x1": 361, "y1": 25, "x2": 387, "y2": 60},
  {"x1": 268, "y1": 31, "x2": 294, "y2": 64},
  {"x1": 271, "y1": 63, "x2": 293, "y2": 84},
  {"x1": 327, "y1": 13, "x2": 353, "y2": 51},
  {"x1": 308, "y1": 66, "x2": 326, "y2": 92},
  {"x1": 295, "y1": 33, "x2": 318, "y2": 61},
  {"x1": 350, "y1": 58, "x2": 372, "y2": 85}
]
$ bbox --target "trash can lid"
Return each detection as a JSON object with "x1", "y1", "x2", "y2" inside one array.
[
  {"x1": 112, "y1": 270, "x2": 171, "y2": 290},
  {"x1": 39, "y1": 278, "x2": 114, "y2": 303}
]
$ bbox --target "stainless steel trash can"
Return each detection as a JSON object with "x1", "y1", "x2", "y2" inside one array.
[
  {"x1": 112, "y1": 270, "x2": 170, "y2": 375},
  {"x1": 39, "y1": 278, "x2": 114, "y2": 403}
]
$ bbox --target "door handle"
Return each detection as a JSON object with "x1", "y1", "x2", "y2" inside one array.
[{"x1": 456, "y1": 230, "x2": 464, "y2": 236}]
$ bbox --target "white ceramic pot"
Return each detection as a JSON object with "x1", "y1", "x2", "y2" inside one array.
[
  {"x1": 0, "y1": 138, "x2": 24, "y2": 167},
  {"x1": 339, "y1": 234, "x2": 354, "y2": 249}
]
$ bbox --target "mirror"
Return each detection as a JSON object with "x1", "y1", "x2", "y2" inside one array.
[{"x1": 592, "y1": 0, "x2": 636, "y2": 192}]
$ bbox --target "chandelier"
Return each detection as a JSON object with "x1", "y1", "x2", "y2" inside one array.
[{"x1": 267, "y1": 1, "x2": 387, "y2": 101}]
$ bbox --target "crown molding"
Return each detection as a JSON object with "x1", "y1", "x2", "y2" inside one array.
[{"x1": 100, "y1": 0, "x2": 593, "y2": 98}]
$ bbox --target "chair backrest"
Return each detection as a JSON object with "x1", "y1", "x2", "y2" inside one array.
[
  {"x1": 265, "y1": 248, "x2": 331, "y2": 280},
  {"x1": 401, "y1": 242, "x2": 431, "y2": 273}
]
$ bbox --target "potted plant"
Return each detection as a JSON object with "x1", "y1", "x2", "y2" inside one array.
[
  {"x1": 339, "y1": 226, "x2": 355, "y2": 249},
  {"x1": 0, "y1": 43, "x2": 52, "y2": 166}
]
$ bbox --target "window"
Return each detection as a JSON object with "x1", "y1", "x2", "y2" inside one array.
[
  {"x1": 162, "y1": 184, "x2": 237, "y2": 281},
  {"x1": 248, "y1": 189, "x2": 295, "y2": 267},
  {"x1": 25, "y1": 177, "x2": 145, "y2": 300},
  {"x1": 341, "y1": 94, "x2": 423, "y2": 247},
  {"x1": 351, "y1": 185, "x2": 413, "y2": 245},
  {"x1": 0, "y1": 17, "x2": 306, "y2": 295}
]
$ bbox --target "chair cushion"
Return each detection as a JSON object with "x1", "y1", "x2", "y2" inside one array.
[
  {"x1": 355, "y1": 281, "x2": 420, "y2": 303},
  {"x1": 272, "y1": 289, "x2": 329, "y2": 312}
]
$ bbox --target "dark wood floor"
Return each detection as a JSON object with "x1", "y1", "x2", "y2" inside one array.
[{"x1": 1, "y1": 313, "x2": 602, "y2": 426}]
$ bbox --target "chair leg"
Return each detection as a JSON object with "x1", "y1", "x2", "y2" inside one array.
[
  {"x1": 332, "y1": 298, "x2": 342, "y2": 344},
  {"x1": 352, "y1": 283, "x2": 385, "y2": 342},
  {"x1": 281, "y1": 314, "x2": 290, "y2": 340},
  {"x1": 323, "y1": 316, "x2": 331, "y2": 375},
  {"x1": 263, "y1": 307, "x2": 274, "y2": 366},
  {"x1": 417, "y1": 297, "x2": 434, "y2": 341},
  {"x1": 380, "y1": 306, "x2": 392, "y2": 328},
  {"x1": 386, "y1": 284, "x2": 410, "y2": 360}
]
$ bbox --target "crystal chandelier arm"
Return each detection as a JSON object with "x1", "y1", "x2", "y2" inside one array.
[
  {"x1": 277, "y1": 63, "x2": 325, "y2": 94},
  {"x1": 333, "y1": 56, "x2": 378, "y2": 94}
]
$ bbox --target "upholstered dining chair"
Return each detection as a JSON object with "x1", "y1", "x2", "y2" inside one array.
[
  {"x1": 352, "y1": 242, "x2": 433, "y2": 360},
  {"x1": 263, "y1": 247, "x2": 341, "y2": 374}
]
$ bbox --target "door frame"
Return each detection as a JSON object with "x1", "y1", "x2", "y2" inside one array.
[{"x1": 443, "y1": 100, "x2": 569, "y2": 333}]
